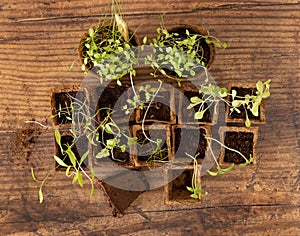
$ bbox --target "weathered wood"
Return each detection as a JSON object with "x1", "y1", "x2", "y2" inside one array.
[
  {"x1": 0, "y1": 205, "x2": 299, "y2": 235},
  {"x1": 0, "y1": 0, "x2": 299, "y2": 234}
]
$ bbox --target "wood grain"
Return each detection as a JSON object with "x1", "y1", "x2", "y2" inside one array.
[{"x1": 0, "y1": 0, "x2": 299, "y2": 234}]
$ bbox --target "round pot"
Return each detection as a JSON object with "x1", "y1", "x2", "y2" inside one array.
[
  {"x1": 156, "y1": 24, "x2": 215, "y2": 80},
  {"x1": 78, "y1": 23, "x2": 141, "y2": 72}
]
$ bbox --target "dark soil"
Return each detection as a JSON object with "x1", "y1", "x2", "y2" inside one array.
[
  {"x1": 9, "y1": 123, "x2": 42, "y2": 166},
  {"x1": 56, "y1": 135, "x2": 88, "y2": 170},
  {"x1": 97, "y1": 84, "x2": 133, "y2": 122},
  {"x1": 174, "y1": 126, "x2": 207, "y2": 160},
  {"x1": 139, "y1": 91, "x2": 171, "y2": 122},
  {"x1": 168, "y1": 169, "x2": 194, "y2": 201},
  {"x1": 182, "y1": 91, "x2": 212, "y2": 123},
  {"x1": 223, "y1": 131, "x2": 254, "y2": 164},
  {"x1": 135, "y1": 128, "x2": 169, "y2": 162},
  {"x1": 139, "y1": 102, "x2": 171, "y2": 122},
  {"x1": 229, "y1": 87, "x2": 261, "y2": 120}
]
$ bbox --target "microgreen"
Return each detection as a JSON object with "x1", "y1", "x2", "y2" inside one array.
[{"x1": 185, "y1": 153, "x2": 208, "y2": 199}]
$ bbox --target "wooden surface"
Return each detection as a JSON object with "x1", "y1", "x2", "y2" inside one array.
[{"x1": 0, "y1": 0, "x2": 299, "y2": 235}]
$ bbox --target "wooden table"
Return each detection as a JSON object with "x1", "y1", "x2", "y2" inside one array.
[{"x1": 0, "y1": 0, "x2": 299, "y2": 234}]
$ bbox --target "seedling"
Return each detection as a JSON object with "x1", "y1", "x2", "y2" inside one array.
[
  {"x1": 95, "y1": 110, "x2": 138, "y2": 161},
  {"x1": 78, "y1": 1, "x2": 141, "y2": 83},
  {"x1": 187, "y1": 80, "x2": 271, "y2": 127},
  {"x1": 229, "y1": 80, "x2": 271, "y2": 127},
  {"x1": 185, "y1": 153, "x2": 208, "y2": 199},
  {"x1": 205, "y1": 135, "x2": 253, "y2": 177},
  {"x1": 30, "y1": 128, "x2": 95, "y2": 204},
  {"x1": 146, "y1": 17, "x2": 226, "y2": 78}
]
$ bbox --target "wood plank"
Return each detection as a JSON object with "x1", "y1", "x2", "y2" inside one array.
[
  {"x1": 0, "y1": 0, "x2": 299, "y2": 234},
  {"x1": 0, "y1": 206, "x2": 299, "y2": 235}
]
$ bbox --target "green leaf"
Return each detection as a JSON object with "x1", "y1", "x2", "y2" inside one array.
[
  {"x1": 166, "y1": 47, "x2": 172, "y2": 53},
  {"x1": 256, "y1": 81, "x2": 264, "y2": 93},
  {"x1": 54, "y1": 129, "x2": 61, "y2": 146},
  {"x1": 31, "y1": 167, "x2": 39, "y2": 182},
  {"x1": 207, "y1": 170, "x2": 218, "y2": 176},
  {"x1": 66, "y1": 166, "x2": 71, "y2": 177},
  {"x1": 106, "y1": 139, "x2": 117, "y2": 148},
  {"x1": 77, "y1": 173, "x2": 83, "y2": 187},
  {"x1": 240, "y1": 155, "x2": 253, "y2": 166},
  {"x1": 96, "y1": 148, "x2": 110, "y2": 159},
  {"x1": 245, "y1": 117, "x2": 251, "y2": 127},
  {"x1": 127, "y1": 137, "x2": 137, "y2": 146},
  {"x1": 190, "y1": 96, "x2": 202, "y2": 104},
  {"x1": 72, "y1": 174, "x2": 78, "y2": 185},
  {"x1": 190, "y1": 193, "x2": 199, "y2": 199},
  {"x1": 91, "y1": 168, "x2": 95, "y2": 180},
  {"x1": 219, "y1": 87, "x2": 228, "y2": 97},
  {"x1": 39, "y1": 186, "x2": 44, "y2": 203},
  {"x1": 104, "y1": 124, "x2": 114, "y2": 134},
  {"x1": 150, "y1": 88, "x2": 158, "y2": 93},
  {"x1": 215, "y1": 42, "x2": 222, "y2": 48},
  {"x1": 251, "y1": 103, "x2": 259, "y2": 117},
  {"x1": 143, "y1": 36, "x2": 147, "y2": 45},
  {"x1": 205, "y1": 38, "x2": 212, "y2": 44},
  {"x1": 79, "y1": 150, "x2": 89, "y2": 165},
  {"x1": 54, "y1": 155, "x2": 69, "y2": 168},
  {"x1": 90, "y1": 183, "x2": 95, "y2": 198},
  {"x1": 194, "y1": 111, "x2": 205, "y2": 120},
  {"x1": 186, "y1": 186, "x2": 194, "y2": 192},
  {"x1": 220, "y1": 163, "x2": 234, "y2": 174},
  {"x1": 88, "y1": 28, "x2": 94, "y2": 37},
  {"x1": 232, "y1": 100, "x2": 241, "y2": 107},
  {"x1": 131, "y1": 69, "x2": 136, "y2": 76},
  {"x1": 66, "y1": 147, "x2": 76, "y2": 167},
  {"x1": 231, "y1": 90, "x2": 237, "y2": 99},
  {"x1": 240, "y1": 160, "x2": 250, "y2": 167},
  {"x1": 117, "y1": 79, "x2": 122, "y2": 86},
  {"x1": 120, "y1": 144, "x2": 126, "y2": 152},
  {"x1": 156, "y1": 138, "x2": 162, "y2": 146},
  {"x1": 262, "y1": 90, "x2": 270, "y2": 99}
]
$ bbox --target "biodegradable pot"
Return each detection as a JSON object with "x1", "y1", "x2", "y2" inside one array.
[
  {"x1": 164, "y1": 165, "x2": 202, "y2": 204},
  {"x1": 78, "y1": 23, "x2": 141, "y2": 72},
  {"x1": 226, "y1": 82, "x2": 266, "y2": 125},
  {"x1": 177, "y1": 82, "x2": 219, "y2": 125},
  {"x1": 54, "y1": 131, "x2": 90, "y2": 170},
  {"x1": 131, "y1": 124, "x2": 171, "y2": 168},
  {"x1": 93, "y1": 124, "x2": 134, "y2": 168},
  {"x1": 157, "y1": 24, "x2": 215, "y2": 80},
  {"x1": 95, "y1": 81, "x2": 136, "y2": 125},
  {"x1": 135, "y1": 86, "x2": 176, "y2": 124},
  {"x1": 171, "y1": 124, "x2": 211, "y2": 164},
  {"x1": 218, "y1": 126, "x2": 259, "y2": 165},
  {"x1": 50, "y1": 86, "x2": 87, "y2": 127}
]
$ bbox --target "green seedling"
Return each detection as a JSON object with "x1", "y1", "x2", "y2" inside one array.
[
  {"x1": 187, "y1": 80, "x2": 271, "y2": 127},
  {"x1": 185, "y1": 153, "x2": 208, "y2": 199}
]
